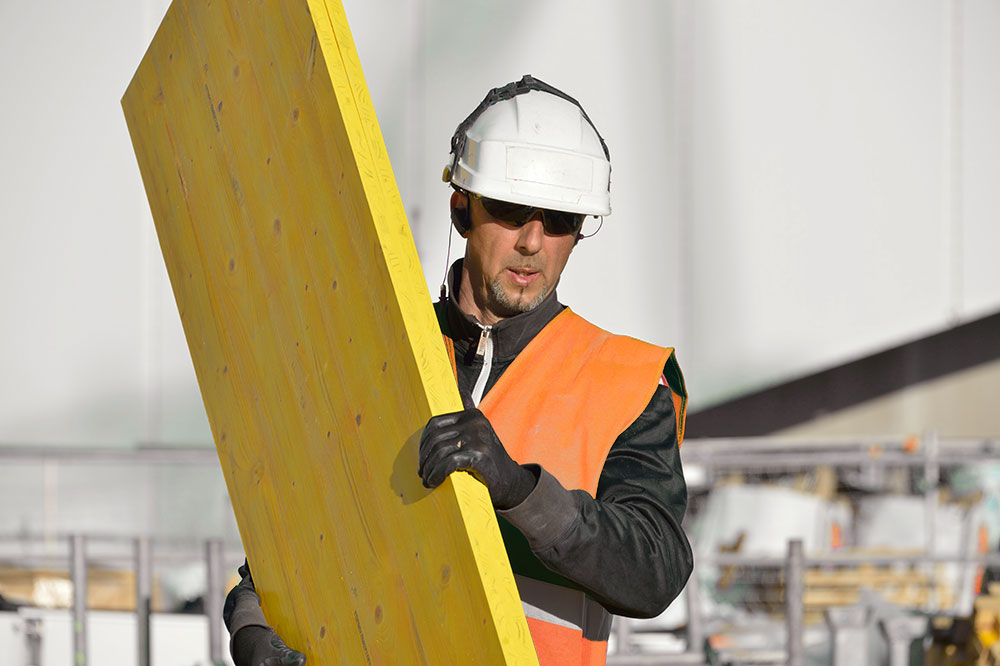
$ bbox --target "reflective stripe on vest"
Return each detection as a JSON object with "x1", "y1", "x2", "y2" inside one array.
[
  {"x1": 518, "y1": 575, "x2": 613, "y2": 666},
  {"x1": 515, "y1": 575, "x2": 613, "y2": 641}
]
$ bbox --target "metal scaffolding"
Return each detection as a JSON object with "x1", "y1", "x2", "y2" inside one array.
[{"x1": 2, "y1": 432, "x2": 1000, "y2": 664}]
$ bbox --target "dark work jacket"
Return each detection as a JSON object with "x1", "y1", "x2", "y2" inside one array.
[{"x1": 223, "y1": 270, "x2": 693, "y2": 643}]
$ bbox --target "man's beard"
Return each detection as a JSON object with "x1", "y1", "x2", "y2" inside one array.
[{"x1": 488, "y1": 276, "x2": 548, "y2": 317}]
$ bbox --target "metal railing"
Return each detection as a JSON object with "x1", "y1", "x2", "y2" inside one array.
[
  {"x1": 608, "y1": 542, "x2": 1000, "y2": 666},
  {"x1": 4, "y1": 433, "x2": 1000, "y2": 665},
  {"x1": 606, "y1": 432, "x2": 1000, "y2": 666},
  {"x1": 2, "y1": 532, "x2": 235, "y2": 666}
]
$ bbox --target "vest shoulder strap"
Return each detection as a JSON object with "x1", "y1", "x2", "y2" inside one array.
[{"x1": 480, "y1": 309, "x2": 675, "y2": 495}]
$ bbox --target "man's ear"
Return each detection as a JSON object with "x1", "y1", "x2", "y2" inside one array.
[{"x1": 450, "y1": 190, "x2": 471, "y2": 237}]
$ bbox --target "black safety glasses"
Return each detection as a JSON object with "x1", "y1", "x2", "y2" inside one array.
[{"x1": 470, "y1": 192, "x2": 586, "y2": 236}]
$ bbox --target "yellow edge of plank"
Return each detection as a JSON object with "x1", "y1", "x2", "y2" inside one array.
[
  {"x1": 308, "y1": 0, "x2": 457, "y2": 413},
  {"x1": 304, "y1": 1, "x2": 538, "y2": 663}
]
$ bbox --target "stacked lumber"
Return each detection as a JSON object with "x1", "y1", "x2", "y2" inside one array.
[
  {"x1": 0, "y1": 567, "x2": 163, "y2": 611},
  {"x1": 805, "y1": 563, "x2": 957, "y2": 610}
]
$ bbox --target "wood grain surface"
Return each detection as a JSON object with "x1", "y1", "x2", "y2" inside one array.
[{"x1": 122, "y1": 0, "x2": 537, "y2": 662}]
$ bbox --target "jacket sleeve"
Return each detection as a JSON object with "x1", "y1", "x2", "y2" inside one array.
[
  {"x1": 223, "y1": 559, "x2": 272, "y2": 647},
  {"x1": 497, "y1": 383, "x2": 692, "y2": 618}
]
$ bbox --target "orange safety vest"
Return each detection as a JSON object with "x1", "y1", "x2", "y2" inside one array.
[{"x1": 440, "y1": 306, "x2": 687, "y2": 666}]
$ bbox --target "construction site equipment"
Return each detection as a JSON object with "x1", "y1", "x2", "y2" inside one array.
[
  {"x1": 826, "y1": 605, "x2": 870, "y2": 666},
  {"x1": 880, "y1": 615, "x2": 928, "y2": 666},
  {"x1": 121, "y1": 0, "x2": 536, "y2": 663}
]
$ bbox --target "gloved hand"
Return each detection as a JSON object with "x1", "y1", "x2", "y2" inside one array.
[
  {"x1": 232, "y1": 625, "x2": 306, "y2": 666},
  {"x1": 418, "y1": 408, "x2": 537, "y2": 510}
]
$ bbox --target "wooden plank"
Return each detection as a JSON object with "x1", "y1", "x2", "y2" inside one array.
[{"x1": 121, "y1": 0, "x2": 537, "y2": 662}]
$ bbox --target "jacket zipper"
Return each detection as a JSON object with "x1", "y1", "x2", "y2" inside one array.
[{"x1": 471, "y1": 325, "x2": 493, "y2": 407}]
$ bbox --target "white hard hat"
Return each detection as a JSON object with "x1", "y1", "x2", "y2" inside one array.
[{"x1": 444, "y1": 75, "x2": 611, "y2": 217}]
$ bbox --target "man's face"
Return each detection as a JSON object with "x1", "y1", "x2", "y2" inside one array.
[{"x1": 454, "y1": 191, "x2": 577, "y2": 326}]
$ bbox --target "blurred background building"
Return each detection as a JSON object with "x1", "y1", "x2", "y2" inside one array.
[{"x1": 0, "y1": 0, "x2": 997, "y2": 664}]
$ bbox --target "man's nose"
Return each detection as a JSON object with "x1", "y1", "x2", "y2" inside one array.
[{"x1": 515, "y1": 214, "x2": 545, "y2": 255}]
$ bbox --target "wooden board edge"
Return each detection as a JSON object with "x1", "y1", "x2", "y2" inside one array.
[{"x1": 304, "y1": 1, "x2": 539, "y2": 663}]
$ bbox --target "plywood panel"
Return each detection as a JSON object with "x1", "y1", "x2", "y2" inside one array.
[{"x1": 121, "y1": 0, "x2": 536, "y2": 662}]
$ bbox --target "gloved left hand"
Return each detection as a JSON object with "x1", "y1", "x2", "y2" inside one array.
[
  {"x1": 231, "y1": 626, "x2": 306, "y2": 666},
  {"x1": 418, "y1": 408, "x2": 537, "y2": 510}
]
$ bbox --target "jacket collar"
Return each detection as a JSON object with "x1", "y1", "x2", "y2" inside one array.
[{"x1": 444, "y1": 259, "x2": 564, "y2": 363}]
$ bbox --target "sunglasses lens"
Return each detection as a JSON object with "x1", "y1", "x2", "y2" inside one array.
[
  {"x1": 478, "y1": 196, "x2": 584, "y2": 236},
  {"x1": 479, "y1": 197, "x2": 534, "y2": 224},
  {"x1": 543, "y1": 210, "x2": 585, "y2": 236}
]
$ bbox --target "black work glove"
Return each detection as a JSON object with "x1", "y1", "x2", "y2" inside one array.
[
  {"x1": 232, "y1": 625, "x2": 306, "y2": 666},
  {"x1": 418, "y1": 408, "x2": 537, "y2": 510}
]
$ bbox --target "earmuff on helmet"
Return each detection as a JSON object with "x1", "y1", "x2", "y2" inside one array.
[{"x1": 450, "y1": 205, "x2": 471, "y2": 234}]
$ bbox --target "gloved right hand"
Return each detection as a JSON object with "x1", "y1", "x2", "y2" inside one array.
[
  {"x1": 418, "y1": 408, "x2": 537, "y2": 510},
  {"x1": 232, "y1": 625, "x2": 306, "y2": 666}
]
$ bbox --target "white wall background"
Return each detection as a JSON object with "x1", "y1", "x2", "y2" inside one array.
[
  {"x1": 683, "y1": 0, "x2": 1000, "y2": 404},
  {"x1": 1, "y1": 0, "x2": 998, "y2": 449}
]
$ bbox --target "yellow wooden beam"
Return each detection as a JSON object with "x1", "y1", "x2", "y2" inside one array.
[{"x1": 122, "y1": 0, "x2": 536, "y2": 662}]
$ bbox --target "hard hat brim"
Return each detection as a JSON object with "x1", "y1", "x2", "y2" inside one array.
[{"x1": 451, "y1": 140, "x2": 611, "y2": 216}]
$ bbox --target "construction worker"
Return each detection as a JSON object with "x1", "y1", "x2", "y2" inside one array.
[{"x1": 224, "y1": 75, "x2": 692, "y2": 666}]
